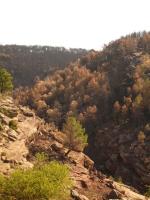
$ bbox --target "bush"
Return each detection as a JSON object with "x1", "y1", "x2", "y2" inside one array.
[
  {"x1": 63, "y1": 116, "x2": 88, "y2": 152},
  {"x1": 0, "y1": 161, "x2": 72, "y2": 200},
  {"x1": 34, "y1": 152, "x2": 49, "y2": 168},
  {"x1": 145, "y1": 186, "x2": 150, "y2": 197},
  {"x1": 115, "y1": 176, "x2": 123, "y2": 184},
  {"x1": 0, "y1": 67, "x2": 13, "y2": 93}
]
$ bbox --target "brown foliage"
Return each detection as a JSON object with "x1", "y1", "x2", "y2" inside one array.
[{"x1": 15, "y1": 32, "x2": 150, "y2": 133}]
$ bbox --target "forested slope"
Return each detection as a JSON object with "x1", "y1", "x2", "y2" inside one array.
[
  {"x1": 0, "y1": 45, "x2": 87, "y2": 86},
  {"x1": 14, "y1": 32, "x2": 150, "y2": 193}
]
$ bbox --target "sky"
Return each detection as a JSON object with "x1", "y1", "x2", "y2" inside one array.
[{"x1": 0, "y1": 0, "x2": 150, "y2": 50}]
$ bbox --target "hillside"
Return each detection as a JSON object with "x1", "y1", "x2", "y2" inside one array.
[
  {"x1": 0, "y1": 96, "x2": 149, "y2": 200},
  {"x1": 0, "y1": 45, "x2": 87, "y2": 87},
  {"x1": 15, "y1": 32, "x2": 150, "y2": 194}
]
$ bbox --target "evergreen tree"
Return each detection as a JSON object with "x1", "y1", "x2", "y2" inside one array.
[
  {"x1": 0, "y1": 67, "x2": 13, "y2": 93},
  {"x1": 63, "y1": 116, "x2": 87, "y2": 152}
]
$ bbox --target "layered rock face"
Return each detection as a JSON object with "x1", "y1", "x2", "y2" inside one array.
[{"x1": 0, "y1": 96, "x2": 41, "y2": 174}]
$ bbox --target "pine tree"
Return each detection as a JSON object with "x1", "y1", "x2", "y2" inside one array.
[
  {"x1": 63, "y1": 116, "x2": 87, "y2": 152},
  {"x1": 0, "y1": 67, "x2": 13, "y2": 93}
]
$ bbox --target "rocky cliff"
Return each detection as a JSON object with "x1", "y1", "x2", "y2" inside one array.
[
  {"x1": 87, "y1": 123, "x2": 150, "y2": 193},
  {"x1": 0, "y1": 96, "x2": 149, "y2": 200}
]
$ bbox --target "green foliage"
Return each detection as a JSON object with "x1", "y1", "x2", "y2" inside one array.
[
  {"x1": 9, "y1": 120, "x2": 17, "y2": 131},
  {"x1": 0, "y1": 67, "x2": 13, "y2": 93},
  {"x1": 145, "y1": 186, "x2": 150, "y2": 197},
  {"x1": 34, "y1": 152, "x2": 49, "y2": 168},
  {"x1": 0, "y1": 161, "x2": 72, "y2": 200},
  {"x1": 115, "y1": 176, "x2": 123, "y2": 184},
  {"x1": 63, "y1": 116, "x2": 87, "y2": 151}
]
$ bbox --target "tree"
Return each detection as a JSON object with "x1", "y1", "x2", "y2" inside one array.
[
  {"x1": 0, "y1": 67, "x2": 13, "y2": 93},
  {"x1": 137, "y1": 131, "x2": 146, "y2": 143},
  {"x1": 63, "y1": 116, "x2": 87, "y2": 152}
]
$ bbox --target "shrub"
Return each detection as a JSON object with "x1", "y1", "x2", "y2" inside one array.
[
  {"x1": 115, "y1": 176, "x2": 123, "y2": 184},
  {"x1": 63, "y1": 116, "x2": 88, "y2": 152},
  {"x1": 0, "y1": 67, "x2": 13, "y2": 93},
  {"x1": 0, "y1": 161, "x2": 72, "y2": 200},
  {"x1": 34, "y1": 152, "x2": 49, "y2": 168},
  {"x1": 145, "y1": 186, "x2": 150, "y2": 197}
]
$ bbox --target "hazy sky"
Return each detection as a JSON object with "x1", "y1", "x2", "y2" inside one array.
[{"x1": 0, "y1": 0, "x2": 150, "y2": 49}]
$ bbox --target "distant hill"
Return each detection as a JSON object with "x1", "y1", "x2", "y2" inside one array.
[{"x1": 0, "y1": 45, "x2": 88, "y2": 87}]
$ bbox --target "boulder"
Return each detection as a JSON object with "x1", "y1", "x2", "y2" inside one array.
[
  {"x1": 21, "y1": 107, "x2": 34, "y2": 117},
  {"x1": 17, "y1": 114, "x2": 26, "y2": 122},
  {"x1": 71, "y1": 190, "x2": 89, "y2": 200},
  {"x1": 84, "y1": 155, "x2": 94, "y2": 170},
  {"x1": 0, "y1": 113, "x2": 10, "y2": 125},
  {"x1": 7, "y1": 130, "x2": 18, "y2": 141},
  {"x1": 107, "y1": 189, "x2": 121, "y2": 199}
]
